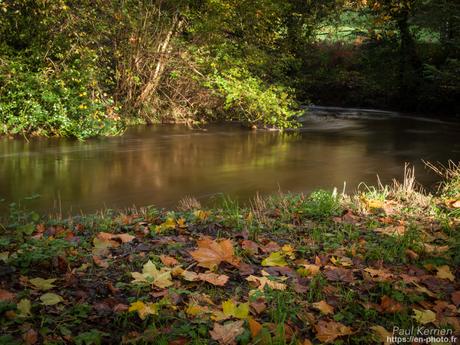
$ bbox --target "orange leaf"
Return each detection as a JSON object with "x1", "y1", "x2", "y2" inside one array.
[
  {"x1": 160, "y1": 255, "x2": 179, "y2": 267},
  {"x1": 248, "y1": 318, "x2": 262, "y2": 338},
  {"x1": 315, "y1": 320, "x2": 352, "y2": 343},
  {"x1": 198, "y1": 272, "x2": 229, "y2": 286},
  {"x1": 190, "y1": 237, "x2": 239, "y2": 270},
  {"x1": 0, "y1": 289, "x2": 15, "y2": 302}
]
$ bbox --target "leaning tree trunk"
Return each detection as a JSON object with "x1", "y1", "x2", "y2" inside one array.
[{"x1": 136, "y1": 14, "x2": 184, "y2": 107}]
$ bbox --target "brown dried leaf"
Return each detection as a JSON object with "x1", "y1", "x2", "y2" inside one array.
[
  {"x1": 315, "y1": 320, "x2": 352, "y2": 343},
  {"x1": 209, "y1": 320, "x2": 244, "y2": 345},
  {"x1": 190, "y1": 238, "x2": 239, "y2": 270}
]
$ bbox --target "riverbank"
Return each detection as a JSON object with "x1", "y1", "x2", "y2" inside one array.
[{"x1": 1, "y1": 164, "x2": 459, "y2": 344}]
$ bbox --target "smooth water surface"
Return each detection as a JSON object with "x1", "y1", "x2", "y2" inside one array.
[{"x1": 1, "y1": 108, "x2": 459, "y2": 214}]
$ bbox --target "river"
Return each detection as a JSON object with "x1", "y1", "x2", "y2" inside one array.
[{"x1": 1, "y1": 107, "x2": 459, "y2": 215}]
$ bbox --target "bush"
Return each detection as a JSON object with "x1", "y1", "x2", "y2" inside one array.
[{"x1": 207, "y1": 67, "x2": 301, "y2": 129}]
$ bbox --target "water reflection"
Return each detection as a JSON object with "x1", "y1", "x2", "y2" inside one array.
[{"x1": 0, "y1": 112, "x2": 459, "y2": 214}]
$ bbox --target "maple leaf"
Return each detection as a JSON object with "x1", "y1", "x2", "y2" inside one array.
[
  {"x1": 281, "y1": 244, "x2": 295, "y2": 259},
  {"x1": 190, "y1": 238, "x2": 239, "y2": 270},
  {"x1": 370, "y1": 325, "x2": 392, "y2": 345},
  {"x1": 312, "y1": 300, "x2": 334, "y2": 315},
  {"x1": 413, "y1": 309, "x2": 436, "y2": 324},
  {"x1": 222, "y1": 299, "x2": 249, "y2": 319},
  {"x1": 209, "y1": 321, "x2": 244, "y2": 345},
  {"x1": 198, "y1": 272, "x2": 229, "y2": 286},
  {"x1": 17, "y1": 299, "x2": 32, "y2": 317},
  {"x1": 298, "y1": 264, "x2": 320, "y2": 277},
  {"x1": 435, "y1": 265, "x2": 455, "y2": 281},
  {"x1": 160, "y1": 255, "x2": 179, "y2": 267},
  {"x1": 241, "y1": 240, "x2": 259, "y2": 254},
  {"x1": 40, "y1": 293, "x2": 63, "y2": 306},
  {"x1": 131, "y1": 260, "x2": 173, "y2": 288},
  {"x1": 154, "y1": 218, "x2": 176, "y2": 233},
  {"x1": 29, "y1": 278, "x2": 56, "y2": 291},
  {"x1": 380, "y1": 295, "x2": 403, "y2": 313},
  {"x1": 248, "y1": 318, "x2": 262, "y2": 337},
  {"x1": 261, "y1": 251, "x2": 288, "y2": 267},
  {"x1": 364, "y1": 268, "x2": 393, "y2": 282},
  {"x1": 97, "y1": 232, "x2": 135, "y2": 243},
  {"x1": 22, "y1": 328, "x2": 38, "y2": 345},
  {"x1": 451, "y1": 291, "x2": 460, "y2": 306},
  {"x1": 314, "y1": 320, "x2": 352, "y2": 343},
  {"x1": 324, "y1": 266, "x2": 354, "y2": 283},
  {"x1": 246, "y1": 275, "x2": 287, "y2": 291},
  {"x1": 129, "y1": 301, "x2": 158, "y2": 320}
]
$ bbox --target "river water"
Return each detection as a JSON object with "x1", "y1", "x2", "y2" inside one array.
[{"x1": 1, "y1": 107, "x2": 459, "y2": 215}]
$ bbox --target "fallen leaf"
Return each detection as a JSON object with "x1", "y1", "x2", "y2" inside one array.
[
  {"x1": 324, "y1": 266, "x2": 354, "y2": 283},
  {"x1": 22, "y1": 328, "x2": 38, "y2": 345},
  {"x1": 241, "y1": 240, "x2": 259, "y2": 254},
  {"x1": 246, "y1": 275, "x2": 287, "y2": 291},
  {"x1": 370, "y1": 325, "x2": 391, "y2": 345},
  {"x1": 97, "y1": 232, "x2": 135, "y2": 243},
  {"x1": 436, "y1": 265, "x2": 455, "y2": 281},
  {"x1": 248, "y1": 318, "x2": 262, "y2": 337},
  {"x1": 364, "y1": 268, "x2": 393, "y2": 282},
  {"x1": 0, "y1": 289, "x2": 15, "y2": 301},
  {"x1": 380, "y1": 295, "x2": 403, "y2": 313},
  {"x1": 160, "y1": 255, "x2": 179, "y2": 267},
  {"x1": 413, "y1": 309, "x2": 436, "y2": 325},
  {"x1": 222, "y1": 299, "x2": 249, "y2": 319},
  {"x1": 451, "y1": 291, "x2": 460, "y2": 306},
  {"x1": 315, "y1": 320, "x2": 352, "y2": 343},
  {"x1": 40, "y1": 293, "x2": 63, "y2": 306},
  {"x1": 261, "y1": 251, "x2": 288, "y2": 267},
  {"x1": 298, "y1": 264, "x2": 320, "y2": 277},
  {"x1": 155, "y1": 218, "x2": 176, "y2": 232},
  {"x1": 29, "y1": 278, "x2": 57, "y2": 291},
  {"x1": 312, "y1": 300, "x2": 334, "y2": 315},
  {"x1": 281, "y1": 244, "x2": 295, "y2": 259},
  {"x1": 129, "y1": 301, "x2": 158, "y2": 320},
  {"x1": 131, "y1": 260, "x2": 173, "y2": 288},
  {"x1": 198, "y1": 272, "x2": 229, "y2": 286},
  {"x1": 17, "y1": 299, "x2": 32, "y2": 317},
  {"x1": 209, "y1": 320, "x2": 244, "y2": 345},
  {"x1": 93, "y1": 255, "x2": 109, "y2": 268},
  {"x1": 190, "y1": 238, "x2": 239, "y2": 270}
]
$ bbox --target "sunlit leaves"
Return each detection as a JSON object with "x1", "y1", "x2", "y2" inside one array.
[
  {"x1": 129, "y1": 301, "x2": 158, "y2": 320},
  {"x1": 261, "y1": 251, "x2": 288, "y2": 267},
  {"x1": 314, "y1": 320, "x2": 352, "y2": 343},
  {"x1": 190, "y1": 237, "x2": 239, "y2": 270},
  {"x1": 413, "y1": 309, "x2": 436, "y2": 324},
  {"x1": 17, "y1": 299, "x2": 32, "y2": 317},
  {"x1": 222, "y1": 299, "x2": 249, "y2": 319}
]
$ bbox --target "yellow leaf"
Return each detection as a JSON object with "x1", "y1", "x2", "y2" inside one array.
[
  {"x1": 370, "y1": 325, "x2": 392, "y2": 345},
  {"x1": 131, "y1": 260, "x2": 173, "y2": 288},
  {"x1": 222, "y1": 299, "x2": 249, "y2": 319},
  {"x1": 17, "y1": 299, "x2": 32, "y2": 317},
  {"x1": 129, "y1": 301, "x2": 158, "y2": 320},
  {"x1": 261, "y1": 251, "x2": 287, "y2": 267},
  {"x1": 436, "y1": 265, "x2": 455, "y2": 282},
  {"x1": 298, "y1": 264, "x2": 320, "y2": 277},
  {"x1": 413, "y1": 309, "x2": 436, "y2": 325},
  {"x1": 40, "y1": 293, "x2": 63, "y2": 306},
  {"x1": 30, "y1": 278, "x2": 57, "y2": 291},
  {"x1": 312, "y1": 300, "x2": 334, "y2": 315},
  {"x1": 194, "y1": 210, "x2": 210, "y2": 221},
  {"x1": 155, "y1": 217, "x2": 176, "y2": 233},
  {"x1": 281, "y1": 244, "x2": 295, "y2": 259}
]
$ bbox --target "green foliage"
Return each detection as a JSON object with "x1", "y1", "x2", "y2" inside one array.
[
  {"x1": 303, "y1": 190, "x2": 341, "y2": 220},
  {"x1": 208, "y1": 67, "x2": 300, "y2": 129},
  {"x1": 0, "y1": 52, "x2": 123, "y2": 139}
]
